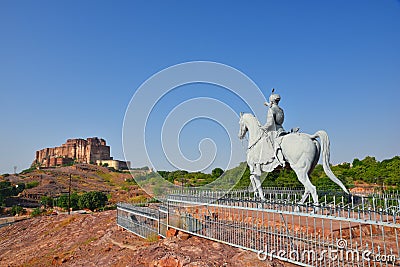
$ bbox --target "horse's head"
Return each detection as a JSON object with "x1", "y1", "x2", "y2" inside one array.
[
  {"x1": 239, "y1": 113, "x2": 261, "y2": 140},
  {"x1": 238, "y1": 112, "x2": 248, "y2": 139}
]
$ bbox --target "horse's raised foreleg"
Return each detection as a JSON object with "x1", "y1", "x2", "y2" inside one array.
[
  {"x1": 249, "y1": 164, "x2": 265, "y2": 201},
  {"x1": 248, "y1": 164, "x2": 257, "y2": 193},
  {"x1": 250, "y1": 164, "x2": 265, "y2": 201},
  {"x1": 251, "y1": 174, "x2": 265, "y2": 201}
]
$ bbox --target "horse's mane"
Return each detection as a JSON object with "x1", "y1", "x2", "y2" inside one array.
[{"x1": 243, "y1": 113, "x2": 262, "y2": 127}]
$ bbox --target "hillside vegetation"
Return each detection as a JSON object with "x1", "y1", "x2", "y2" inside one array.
[
  {"x1": 135, "y1": 156, "x2": 400, "y2": 192},
  {"x1": 1, "y1": 156, "x2": 398, "y2": 209},
  {"x1": 0, "y1": 164, "x2": 150, "y2": 209}
]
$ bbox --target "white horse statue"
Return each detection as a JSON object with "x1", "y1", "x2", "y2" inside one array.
[{"x1": 238, "y1": 113, "x2": 349, "y2": 205}]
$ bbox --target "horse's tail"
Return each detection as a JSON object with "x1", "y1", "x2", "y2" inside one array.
[{"x1": 310, "y1": 130, "x2": 349, "y2": 194}]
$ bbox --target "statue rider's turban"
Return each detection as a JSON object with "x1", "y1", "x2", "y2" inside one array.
[{"x1": 269, "y1": 93, "x2": 281, "y2": 104}]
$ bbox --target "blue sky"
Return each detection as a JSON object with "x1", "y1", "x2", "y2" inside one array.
[{"x1": 0, "y1": 1, "x2": 399, "y2": 174}]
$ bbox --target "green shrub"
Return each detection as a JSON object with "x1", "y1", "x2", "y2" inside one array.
[
  {"x1": 26, "y1": 181, "x2": 39, "y2": 189},
  {"x1": 31, "y1": 207, "x2": 43, "y2": 217},
  {"x1": 125, "y1": 178, "x2": 137, "y2": 185},
  {"x1": 148, "y1": 197, "x2": 159, "y2": 203},
  {"x1": 55, "y1": 193, "x2": 79, "y2": 211},
  {"x1": 121, "y1": 185, "x2": 130, "y2": 191},
  {"x1": 56, "y1": 194, "x2": 69, "y2": 210},
  {"x1": 70, "y1": 192, "x2": 80, "y2": 210},
  {"x1": 11, "y1": 205, "x2": 25, "y2": 216},
  {"x1": 130, "y1": 195, "x2": 147, "y2": 203},
  {"x1": 108, "y1": 167, "x2": 122, "y2": 173},
  {"x1": 61, "y1": 161, "x2": 75, "y2": 167},
  {"x1": 0, "y1": 181, "x2": 21, "y2": 206},
  {"x1": 21, "y1": 167, "x2": 36, "y2": 174},
  {"x1": 146, "y1": 233, "x2": 159, "y2": 242},
  {"x1": 41, "y1": 196, "x2": 54, "y2": 208},
  {"x1": 102, "y1": 204, "x2": 116, "y2": 211},
  {"x1": 212, "y1": 168, "x2": 224, "y2": 178},
  {"x1": 78, "y1": 191, "x2": 108, "y2": 211},
  {"x1": 0, "y1": 181, "x2": 11, "y2": 189}
]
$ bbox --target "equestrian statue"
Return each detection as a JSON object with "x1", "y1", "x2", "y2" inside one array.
[{"x1": 238, "y1": 89, "x2": 348, "y2": 206}]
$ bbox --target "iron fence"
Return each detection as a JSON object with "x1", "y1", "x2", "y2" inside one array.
[
  {"x1": 116, "y1": 188, "x2": 400, "y2": 267},
  {"x1": 117, "y1": 202, "x2": 167, "y2": 239}
]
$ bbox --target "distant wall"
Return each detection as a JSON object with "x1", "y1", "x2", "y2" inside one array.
[{"x1": 96, "y1": 159, "x2": 131, "y2": 170}]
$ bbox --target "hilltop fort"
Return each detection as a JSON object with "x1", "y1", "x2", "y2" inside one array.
[{"x1": 33, "y1": 137, "x2": 130, "y2": 169}]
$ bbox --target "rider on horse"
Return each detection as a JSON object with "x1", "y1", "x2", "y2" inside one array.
[
  {"x1": 262, "y1": 89, "x2": 285, "y2": 136},
  {"x1": 239, "y1": 89, "x2": 348, "y2": 200},
  {"x1": 261, "y1": 89, "x2": 287, "y2": 168}
]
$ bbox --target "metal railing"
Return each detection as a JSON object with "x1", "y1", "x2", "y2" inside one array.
[
  {"x1": 117, "y1": 188, "x2": 400, "y2": 267},
  {"x1": 117, "y1": 202, "x2": 167, "y2": 239}
]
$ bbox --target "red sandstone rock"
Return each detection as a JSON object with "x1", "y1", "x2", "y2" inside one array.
[
  {"x1": 166, "y1": 228, "x2": 178, "y2": 237},
  {"x1": 154, "y1": 254, "x2": 185, "y2": 267},
  {"x1": 177, "y1": 231, "x2": 191, "y2": 240},
  {"x1": 186, "y1": 262, "x2": 209, "y2": 267},
  {"x1": 0, "y1": 210, "x2": 292, "y2": 267}
]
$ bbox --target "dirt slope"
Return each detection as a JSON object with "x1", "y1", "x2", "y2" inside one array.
[
  {"x1": 0, "y1": 210, "x2": 290, "y2": 267},
  {"x1": 5, "y1": 164, "x2": 149, "y2": 204}
]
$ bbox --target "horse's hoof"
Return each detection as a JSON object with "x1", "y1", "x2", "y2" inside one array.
[{"x1": 311, "y1": 205, "x2": 320, "y2": 214}]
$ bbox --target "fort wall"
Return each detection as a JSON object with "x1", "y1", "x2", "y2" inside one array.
[{"x1": 34, "y1": 137, "x2": 111, "y2": 167}]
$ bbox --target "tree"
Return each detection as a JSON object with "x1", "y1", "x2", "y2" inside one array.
[
  {"x1": 16, "y1": 183, "x2": 25, "y2": 192},
  {"x1": 31, "y1": 207, "x2": 42, "y2": 217},
  {"x1": 26, "y1": 181, "x2": 39, "y2": 189},
  {"x1": 212, "y1": 168, "x2": 224, "y2": 178},
  {"x1": 0, "y1": 182, "x2": 11, "y2": 205},
  {"x1": 78, "y1": 191, "x2": 108, "y2": 211},
  {"x1": 56, "y1": 193, "x2": 80, "y2": 211},
  {"x1": 0, "y1": 181, "x2": 23, "y2": 206},
  {"x1": 41, "y1": 196, "x2": 53, "y2": 208},
  {"x1": 275, "y1": 170, "x2": 302, "y2": 188},
  {"x1": 70, "y1": 192, "x2": 80, "y2": 210},
  {"x1": 352, "y1": 158, "x2": 362, "y2": 167},
  {"x1": 157, "y1": 171, "x2": 169, "y2": 179},
  {"x1": 56, "y1": 194, "x2": 69, "y2": 210},
  {"x1": 11, "y1": 205, "x2": 25, "y2": 216}
]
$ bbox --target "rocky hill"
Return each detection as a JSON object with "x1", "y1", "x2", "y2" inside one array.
[
  {"x1": 0, "y1": 210, "x2": 290, "y2": 267},
  {"x1": 2, "y1": 164, "x2": 151, "y2": 205}
]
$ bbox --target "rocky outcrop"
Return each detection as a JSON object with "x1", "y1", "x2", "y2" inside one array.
[{"x1": 0, "y1": 210, "x2": 290, "y2": 266}]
